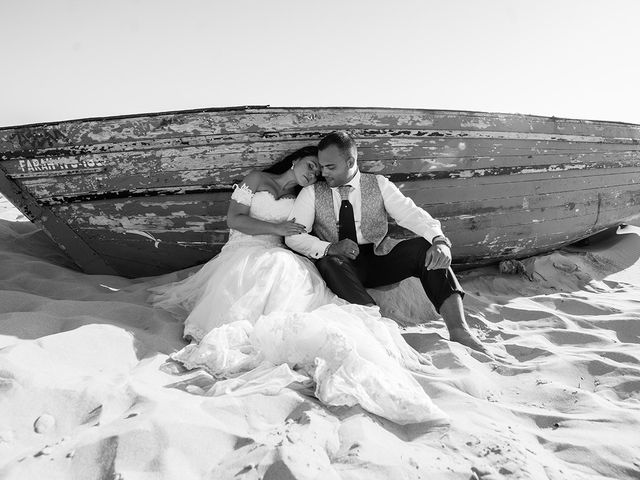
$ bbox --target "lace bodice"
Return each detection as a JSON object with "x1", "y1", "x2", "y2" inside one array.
[{"x1": 225, "y1": 190, "x2": 295, "y2": 250}]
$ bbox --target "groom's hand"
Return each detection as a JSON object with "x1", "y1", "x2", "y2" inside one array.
[
  {"x1": 327, "y1": 239, "x2": 359, "y2": 260},
  {"x1": 424, "y1": 244, "x2": 452, "y2": 270}
]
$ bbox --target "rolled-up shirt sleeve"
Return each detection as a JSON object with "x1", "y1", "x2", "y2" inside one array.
[
  {"x1": 377, "y1": 175, "x2": 445, "y2": 242},
  {"x1": 285, "y1": 186, "x2": 332, "y2": 259}
]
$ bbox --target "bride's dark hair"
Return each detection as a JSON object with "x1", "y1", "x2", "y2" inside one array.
[{"x1": 263, "y1": 145, "x2": 319, "y2": 174}]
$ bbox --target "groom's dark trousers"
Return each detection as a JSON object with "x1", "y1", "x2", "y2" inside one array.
[{"x1": 315, "y1": 237, "x2": 464, "y2": 313}]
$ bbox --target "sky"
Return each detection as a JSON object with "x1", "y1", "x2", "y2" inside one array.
[{"x1": 1, "y1": 0, "x2": 639, "y2": 127}]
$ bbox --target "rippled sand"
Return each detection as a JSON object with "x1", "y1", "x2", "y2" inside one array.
[{"x1": 1, "y1": 194, "x2": 639, "y2": 479}]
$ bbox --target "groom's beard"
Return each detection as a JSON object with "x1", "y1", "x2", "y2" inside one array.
[{"x1": 326, "y1": 169, "x2": 358, "y2": 187}]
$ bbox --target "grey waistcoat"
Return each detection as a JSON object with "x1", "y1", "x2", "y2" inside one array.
[{"x1": 313, "y1": 173, "x2": 392, "y2": 255}]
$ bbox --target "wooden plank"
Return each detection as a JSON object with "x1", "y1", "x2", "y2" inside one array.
[
  {"x1": 438, "y1": 192, "x2": 639, "y2": 233},
  {"x1": 4, "y1": 136, "x2": 638, "y2": 178},
  {"x1": 2, "y1": 128, "x2": 638, "y2": 164},
  {"x1": 422, "y1": 184, "x2": 638, "y2": 218},
  {"x1": 53, "y1": 184, "x2": 638, "y2": 239},
  {"x1": 49, "y1": 187, "x2": 598, "y2": 233},
  {"x1": 22, "y1": 167, "x2": 639, "y2": 209},
  {"x1": 10, "y1": 151, "x2": 640, "y2": 203},
  {"x1": 452, "y1": 215, "x2": 633, "y2": 266},
  {"x1": 54, "y1": 195, "x2": 637, "y2": 278},
  {"x1": 2, "y1": 125, "x2": 636, "y2": 200},
  {"x1": 70, "y1": 208, "x2": 626, "y2": 277},
  {"x1": 22, "y1": 172, "x2": 640, "y2": 253},
  {"x1": 403, "y1": 168, "x2": 640, "y2": 203},
  {"x1": 49, "y1": 195, "x2": 230, "y2": 241},
  {"x1": 2, "y1": 107, "x2": 639, "y2": 154},
  {"x1": 2, "y1": 130, "x2": 638, "y2": 185},
  {"x1": 58, "y1": 188, "x2": 638, "y2": 256}
]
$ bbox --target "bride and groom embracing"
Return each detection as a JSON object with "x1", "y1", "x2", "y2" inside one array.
[{"x1": 151, "y1": 131, "x2": 487, "y2": 425}]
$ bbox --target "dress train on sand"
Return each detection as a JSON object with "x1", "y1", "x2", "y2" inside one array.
[{"x1": 150, "y1": 187, "x2": 447, "y2": 424}]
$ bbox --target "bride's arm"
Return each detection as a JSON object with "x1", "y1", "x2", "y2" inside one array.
[{"x1": 226, "y1": 172, "x2": 306, "y2": 236}]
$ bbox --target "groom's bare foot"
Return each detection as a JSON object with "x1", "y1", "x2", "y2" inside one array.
[{"x1": 449, "y1": 327, "x2": 492, "y2": 357}]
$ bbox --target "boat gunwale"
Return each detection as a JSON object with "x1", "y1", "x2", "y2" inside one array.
[
  {"x1": 2, "y1": 129, "x2": 640, "y2": 162},
  {"x1": 1, "y1": 105, "x2": 640, "y2": 132}
]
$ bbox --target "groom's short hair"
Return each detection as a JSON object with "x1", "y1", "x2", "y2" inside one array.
[{"x1": 318, "y1": 131, "x2": 357, "y2": 160}]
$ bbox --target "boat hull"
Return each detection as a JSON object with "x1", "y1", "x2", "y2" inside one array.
[{"x1": 1, "y1": 106, "x2": 639, "y2": 277}]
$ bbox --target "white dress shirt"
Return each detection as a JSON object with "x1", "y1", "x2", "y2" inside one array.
[{"x1": 285, "y1": 170, "x2": 445, "y2": 259}]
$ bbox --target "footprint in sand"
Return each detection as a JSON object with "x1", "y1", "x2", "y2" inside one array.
[
  {"x1": 503, "y1": 344, "x2": 552, "y2": 362},
  {"x1": 547, "y1": 297, "x2": 620, "y2": 316},
  {"x1": 601, "y1": 279, "x2": 629, "y2": 292},
  {"x1": 610, "y1": 379, "x2": 640, "y2": 401},
  {"x1": 497, "y1": 306, "x2": 563, "y2": 323},
  {"x1": 544, "y1": 328, "x2": 611, "y2": 346},
  {"x1": 589, "y1": 318, "x2": 640, "y2": 344},
  {"x1": 597, "y1": 351, "x2": 640, "y2": 365},
  {"x1": 586, "y1": 357, "x2": 625, "y2": 376},
  {"x1": 471, "y1": 463, "x2": 515, "y2": 479}
]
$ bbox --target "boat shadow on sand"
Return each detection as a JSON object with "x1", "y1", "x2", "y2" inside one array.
[{"x1": 0, "y1": 219, "x2": 186, "y2": 357}]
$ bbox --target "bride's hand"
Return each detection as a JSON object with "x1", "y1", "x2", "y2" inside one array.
[{"x1": 272, "y1": 220, "x2": 307, "y2": 236}]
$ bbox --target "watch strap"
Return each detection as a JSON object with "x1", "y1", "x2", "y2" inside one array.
[{"x1": 432, "y1": 235, "x2": 452, "y2": 248}]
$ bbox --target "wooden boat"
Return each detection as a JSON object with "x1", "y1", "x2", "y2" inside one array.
[{"x1": 1, "y1": 106, "x2": 639, "y2": 278}]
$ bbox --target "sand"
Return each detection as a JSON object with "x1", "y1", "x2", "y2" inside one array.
[{"x1": 1, "y1": 193, "x2": 639, "y2": 479}]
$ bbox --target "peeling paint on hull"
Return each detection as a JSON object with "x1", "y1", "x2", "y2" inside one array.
[{"x1": 1, "y1": 106, "x2": 639, "y2": 278}]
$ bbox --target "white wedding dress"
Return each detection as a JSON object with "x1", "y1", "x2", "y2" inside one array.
[{"x1": 150, "y1": 186, "x2": 447, "y2": 425}]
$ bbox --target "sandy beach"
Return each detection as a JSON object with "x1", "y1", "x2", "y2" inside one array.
[{"x1": 1, "y1": 193, "x2": 639, "y2": 480}]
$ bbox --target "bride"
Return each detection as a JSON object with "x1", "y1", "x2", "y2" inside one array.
[{"x1": 150, "y1": 146, "x2": 447, "y2": 425}]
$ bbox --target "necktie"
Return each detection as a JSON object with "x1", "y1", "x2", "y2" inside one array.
[{"x1": 337, "y1": 185, "x2": 357, "y2": 243}]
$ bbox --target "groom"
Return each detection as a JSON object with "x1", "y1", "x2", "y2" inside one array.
[{"x1": 285, "y1": 131, "x2": 487, "y2": 353}]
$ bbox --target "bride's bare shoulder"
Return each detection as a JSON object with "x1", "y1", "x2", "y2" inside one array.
[{"x1": 240, "y1": 171, "x2": 269, "y2": 190}]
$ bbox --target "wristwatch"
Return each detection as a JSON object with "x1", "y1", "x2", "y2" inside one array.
[{"x1": 432, "y1": 235, "x2": 452, "y2": 248}]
